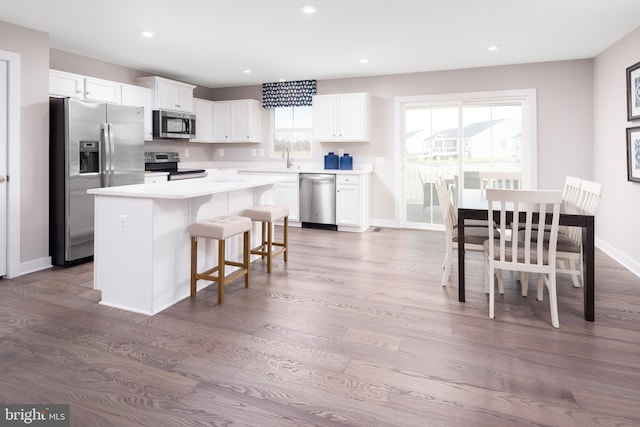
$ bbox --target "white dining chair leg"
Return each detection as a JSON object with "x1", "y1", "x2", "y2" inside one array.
[
  {"x1": 489, "y1": 262, "x2": 495, "y2": 319},
  {"x1": 496, "y1": 270, "x2": 505, "y2": 295},
  {"x1": 441, "y1": 242, "x2": 453, "y2": 287},
  {"x1": 521, "y1": 272, "x2": 530, "y2": 296},
  {"x1": 568, "y1": 259, "x2": 581, "y2": 287},
  {"x1": 536, "y1": 274, "x2": 544, "y2": 301},
  {"x1": 546, "y1": 274, "x2": 560, "y2": 328}
]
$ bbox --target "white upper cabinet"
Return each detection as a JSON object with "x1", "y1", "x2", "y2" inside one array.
[
  {"x1": 192, "y1": 98, "x2": 215, "y2": 143},
  {"x1": 136, "y1": 76, "x2": 195, "y2": 113},
  {"x1": 312, "y1": 93, "x2": 371, "y2": 142},
  {"x1": 212, "y1": 99, "x2": 261, "y2": 143},
  {"x1": 84, "y1": 77, "x2": 121, "y2": 103},
  {"x1": 49, "y1": 70, "x2": 85, "y2": 98},
  {"x1": 50, "y1": 70, "x2": 122, "y2": 103},
  {"x1": 121, "y1": 84, "x2": 153, "y2": 141}
]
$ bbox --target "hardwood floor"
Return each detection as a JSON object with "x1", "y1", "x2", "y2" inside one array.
[{"x1": 1, "y1": 226, "x2": 639, "y2": 426}]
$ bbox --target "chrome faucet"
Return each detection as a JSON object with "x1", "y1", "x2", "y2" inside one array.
[{"x1": 283, "y1": 147, "x2": 293, "y2": 169}]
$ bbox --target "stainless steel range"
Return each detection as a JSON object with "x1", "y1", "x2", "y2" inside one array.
[{"x1": 144, "y1": 152, "x2": 207, "y2": 181}]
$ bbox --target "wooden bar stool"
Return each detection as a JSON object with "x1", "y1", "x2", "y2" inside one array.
[
  {"x1": 189, "y1": 215, "x2": 251, "y2": 304},
  {"x1": 242, "y1": 205, "x2": 289, "y2": 273}
]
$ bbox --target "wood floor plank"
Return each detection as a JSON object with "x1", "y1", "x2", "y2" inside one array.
[{"x1": 1, "y1": 226, "x2": 639, "y2": 426}]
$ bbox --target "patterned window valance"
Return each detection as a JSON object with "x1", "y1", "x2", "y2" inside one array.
[{"x1": 262, "y1": 80, "x2": 317, "y2": 108}]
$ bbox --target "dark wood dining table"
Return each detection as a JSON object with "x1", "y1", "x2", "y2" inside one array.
[{"x1": 456, "y1": 191, "x2": 595, "y2": 321}]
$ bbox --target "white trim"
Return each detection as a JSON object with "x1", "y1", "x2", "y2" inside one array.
[
  {"x1": 393, "y1": 89, "x2": 537, "y2": 229},
  {"x1": 20, "y1": 257, "x2": 53, "y2": 276},
  {"x1": 0, "y1": 49, "x2": 20, "y2": 278},
  {"x1": 596, "y1": 238, "x2": 640, "y2": 279}
]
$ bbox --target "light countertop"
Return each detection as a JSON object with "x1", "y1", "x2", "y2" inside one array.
[{"x1": 88, "y1": 174, "x2": 287, "y2": 200}]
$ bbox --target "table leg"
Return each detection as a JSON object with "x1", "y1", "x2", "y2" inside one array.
[
  {"x1": 458, "y1": 212, "x2": 466, "y2": 302},
  {"x1": 583, "y1": 216, "x2": 595, "y2": 321}
]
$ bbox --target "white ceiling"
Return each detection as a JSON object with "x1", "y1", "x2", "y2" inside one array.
[{"x1": 1, "y1": 0, "x2": 640, "y2": 88}]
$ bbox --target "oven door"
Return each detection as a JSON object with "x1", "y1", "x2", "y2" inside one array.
[{"x1": 153, "y1": 110, "x2": 196, "y2": 139}]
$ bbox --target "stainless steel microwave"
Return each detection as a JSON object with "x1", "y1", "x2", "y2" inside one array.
[{"x1": 152, "y1": 110, "x2": 196, "y2": 139}]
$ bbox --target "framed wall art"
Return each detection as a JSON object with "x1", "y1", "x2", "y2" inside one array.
[
  {"x1": 626, "y1": 126, "x2": 640, "y2": 182},
  {"x1": 626, "y1": 61, "x2": 640, "y2": 121}
]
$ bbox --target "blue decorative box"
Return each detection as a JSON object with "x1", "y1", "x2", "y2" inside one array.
[
  {"x1": 339, "y1": 154, "x2": 353, "y2": 170},
  {"x1": 324, "y1": 152, "x2": 339, "y2": 169}
]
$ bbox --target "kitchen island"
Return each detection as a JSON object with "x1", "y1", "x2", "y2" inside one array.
[{"x1": 88, "y1": 175, "x2": 285, "y2": 315}]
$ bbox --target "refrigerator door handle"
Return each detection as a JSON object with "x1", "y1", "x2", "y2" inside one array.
[
  {"x1": 100, "y1": 123, "x2": 109, "y2": 187},
  {"x1": 107, "y1": 123, "x2": 116, "y2": 187}
]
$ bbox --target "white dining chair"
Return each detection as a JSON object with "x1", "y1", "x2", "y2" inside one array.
[
  {"x1": 435, "y1": 175, "x2": 498, "y2": 288},
  {"x1": 479, "y1": 171, "x2": 522, "y2": 196},
  {"x1": 484, "y1": 188, "x2": 563, "y2": 328},
  {"x1": 555, "y1": 178, "x2": 602, "y2": 288}
]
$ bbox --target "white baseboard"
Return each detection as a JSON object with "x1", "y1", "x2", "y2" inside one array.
[
  {"x1": 596, "y1": 238, "x2": 640, "y2": 279},
  {"x1": 20, "y1": 257, "x2": 52, "y2": 276},
  {"x1": 369, "y1": 218, "x2": 400, "y2": 229}
]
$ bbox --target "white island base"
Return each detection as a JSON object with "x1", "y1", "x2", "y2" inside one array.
[{"x1": 89, "y1": 176, "x2": 281, "y2": 315}]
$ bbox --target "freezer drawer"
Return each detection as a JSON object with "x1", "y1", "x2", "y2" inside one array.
[{"x1": 299, "y1": 173, "x2": 336, "y2": 227}]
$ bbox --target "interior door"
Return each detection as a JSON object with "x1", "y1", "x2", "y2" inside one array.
[{"x1": 0, "y1": 59, "x2": 8, "y2": 276}]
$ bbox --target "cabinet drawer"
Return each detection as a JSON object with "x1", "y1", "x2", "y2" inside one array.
[{"x1": 337, "y1": 175, "x2": 359, "y2": 185}]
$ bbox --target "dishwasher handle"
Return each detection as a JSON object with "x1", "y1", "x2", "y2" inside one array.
[{"x1": 300, "y1": 173, "x2": 335, "y2": 183}]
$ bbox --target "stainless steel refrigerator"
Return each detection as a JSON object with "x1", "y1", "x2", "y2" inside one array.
[{"x1": 50, "y1": 98, "x2": 145, "y2": 266}]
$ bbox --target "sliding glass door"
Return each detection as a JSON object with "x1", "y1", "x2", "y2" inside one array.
[{"x1": 397, "y1": 90, "x2": 536, "y2": 229}]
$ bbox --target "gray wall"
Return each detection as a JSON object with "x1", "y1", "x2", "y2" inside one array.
[
  {"x1": 209, "y1": 61, "x2": 594, "y2": 222},
  {"x1": 593, "y1": 26, "x2": 640, "y2": 275},
  {"x1": 0, "y1": 20, "x2": 49, "y2": 269}
]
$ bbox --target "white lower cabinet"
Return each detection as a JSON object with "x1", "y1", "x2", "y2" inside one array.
[
  {"x1": 239, "y1": 172, "x2": 299, "y2": 223},
  {"x1": 273, "y1": 176, "x2": 299, "y2": 222},
  {"x1": 336, "y1": 174, "x2": 370, "y2": 232}
]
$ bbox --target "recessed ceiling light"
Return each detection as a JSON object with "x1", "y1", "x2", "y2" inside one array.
[
  {"x1": 487, "y1": 45, "x2": 500, "y2": 51},
  {"x1": 301, "y1": 5, "x2": 317, "y2": 14},
  {"x1": 243, "y1": 69, "x2": 252, "y2": 74},
  {"x1": 140, "y1": 30, "x2": 154, "y2": 38},
  {"x1": 279, "y1": 78, "x2": 286, "y2": 82},
  {"x1": 359, "y1": 58, "x2": 369, "y2": 64}
]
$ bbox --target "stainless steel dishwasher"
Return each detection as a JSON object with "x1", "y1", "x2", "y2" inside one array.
[{"x1": 299, "y1": 173, "x2": 337, "y2": 230}]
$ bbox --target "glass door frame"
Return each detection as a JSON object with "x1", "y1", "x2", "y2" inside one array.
[{"x1": 394, "y1": 89, "x2": 538, "y2": 230}]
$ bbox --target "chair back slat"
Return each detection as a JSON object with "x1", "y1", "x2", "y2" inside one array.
[
  {"x1": 480, "y1": 172, "x2": 523, "y2": 195},
  {"x1": 562, "y1": 176, "x2": 582, "y2": 206},
  {"x1": 577, "y1": 179, "x2": 602, "y2": 215},
  {"x1": 487, "y1": 189, "x2": 562, "y2": 271}
]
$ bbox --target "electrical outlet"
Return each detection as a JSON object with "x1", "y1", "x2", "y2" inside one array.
[
  {"x1": 338, "y1": 148, "x2": 344, "y2": 157},
  {"x1": 258, "y1": 149, "x2": 265, "y2": 157},
  {"x1": 184, "y1": 149, "x2": 190, "y2": 158},
  {"x1": 375, "y1": 157, "x2": 385, "y2": 166},
  {"x1": 119, "y1": 214, "x2": 128, "y2": 232},
  {"x1": 218, "y1": 148, "x2": 224, "y2": 157},
  {"x1": 251, "y1": 149, "x2": 257, "y2": 157}
]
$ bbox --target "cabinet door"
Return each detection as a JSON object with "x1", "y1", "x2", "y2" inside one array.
[
  {"x1": 155, "y1": 79, "x2": 193, "y2": 112},
  {"x1": 312, "y1": 95, "x2": 338, "y2": 141},
  {"x1": 230, "y1": 100, "x2": 261, "y2": 142},
  {"x1": 155, "y1": 79, "x2": 179, "y2": 110},
  {"x1": 337, "y1": 93, "x2": 369, "y2": 141},
  {"x1": 336, "y1": 177, "x2": 360, "y2": 226},
  {"x1": 212, "y1": 101, "x2": 231, "y2": 141},
  {"x1": 84, "y1": 77, "x2": 122, "y2": 103},
  {"x1": 121, "y1": 84, "x2": 153, "y2": 141},
  {"x1": 175, "y1": 84, "x2": 194, "y2": 112},
  {"x1": 192, "y1": 98, "x2": 215, "y2": 142},
  {"x1": 49, "y1": 70, "x2": 84, "y2": 98}
]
